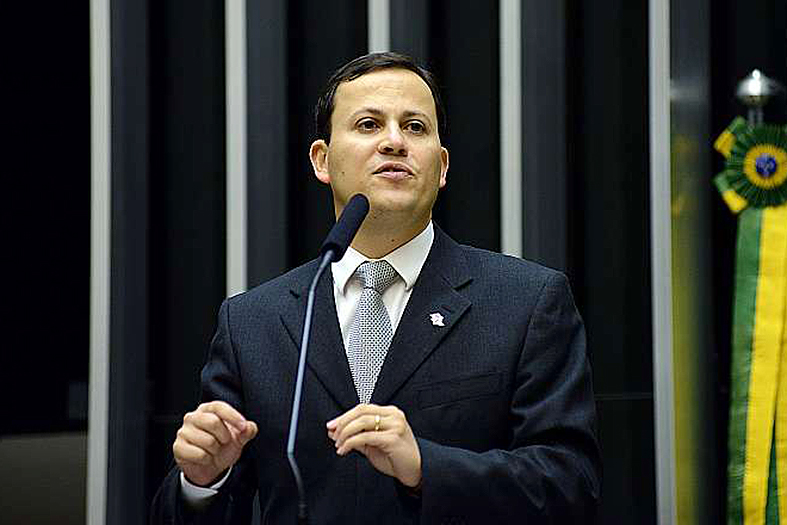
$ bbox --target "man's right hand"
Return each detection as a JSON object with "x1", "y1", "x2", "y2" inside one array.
[{"x1": 173, "y1": 401, "x2": 258, "y2": 487}]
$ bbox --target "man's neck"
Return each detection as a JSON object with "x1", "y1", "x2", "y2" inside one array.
[{"x1": 349, "y1": 215, "x2": 430, "y2": 259}]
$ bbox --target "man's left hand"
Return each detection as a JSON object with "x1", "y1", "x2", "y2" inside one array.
[{"x1": 326, "y1": 404, "x2": 422, "y2": 488}]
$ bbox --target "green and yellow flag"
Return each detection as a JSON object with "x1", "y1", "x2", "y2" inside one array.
[{"x1": 715, "y1": 117, "x2": 787, "y2": 525}]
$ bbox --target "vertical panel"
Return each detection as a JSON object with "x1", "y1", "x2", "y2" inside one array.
[
  {"x1": 147, "y1": 0, "x2": 227, "y2": 508},
  {"x1": 568, "y1": 0, "x2": 653, "y2": 395},
  {"x1": 500, "y1": 0, "x2": 522, "y2": 258},
  {"x1": 88, "y1": 0, "x2": 110, "y2": 522},
  {"x1": 247, "y1": 0, "x2": 289, "y2": 286},
  {"x1": 428, "y1": 0, "x2": 500, "y2": 251},
  {"x1": 520, "y1": 0, "x2": 567, "y2": 268},
  {"x1": 670, "y1": 1, "x2": 716, "y2": 522},
  {"x1": 566, "y1": 1, "x2": 656, "y2": 522},
  {"x1": 227, "y1": 0, "x2": 247, "y2": 296},
  {"x1": 108, "y1": 1, "x2": 150, "y2": 523},
  {"x1": 287, "y1": 1, "x2": 368, "y2": 265},
  {"x1": 649, "y1": 0, "x2": 677, "y2": 523},
  {"x1": 390, "y1": 0, "x2": 429, "y2": 63},
  {"x1": 594, "y1": 398, "x2": 657, "y2": 520},
  {"x1": 368, "y1": 0, "x2": 390, "y2": 53}
]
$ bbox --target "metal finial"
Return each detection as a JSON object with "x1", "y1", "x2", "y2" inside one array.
[{"x1": 736, "y1": 69, "x2": 783, "y2": 125}]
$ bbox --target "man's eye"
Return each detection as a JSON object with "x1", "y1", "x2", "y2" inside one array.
[
  {"x1": 405, "y1": 121, "x2": 426, "y2": 134},
  {"x1": 357, "y1": 119, "x2": 379, "y2": 131}
]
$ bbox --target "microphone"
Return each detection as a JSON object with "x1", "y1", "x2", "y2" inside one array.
[
  {"x1": 320, "y1": 193, "x2": 370, "y2": 260},
  {"x1": 286, "y1": 193, "x2": 369, "y2": 524}
]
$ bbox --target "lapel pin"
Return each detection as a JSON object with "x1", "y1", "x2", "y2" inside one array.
[{"x1": 429, "y1": 312, "x2": 445, "y2": 327}]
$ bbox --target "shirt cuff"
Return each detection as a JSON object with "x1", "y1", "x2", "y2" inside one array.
[{"x1": 180, "y1": 467, "x2": 232, "y2": 507}]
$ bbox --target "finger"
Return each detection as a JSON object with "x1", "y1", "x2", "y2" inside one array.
[
  {"x1": 174, "y1": 441, "x2": 214, "y2": 466},
  {"x1": 178, "y1": 426, "x2": 224, "y2": 456},
  {"x1": 332, "y1": 405, "x2": 401, "y2": 438},
  {"x1": 185, "y1": 411, "x2": 234, "y2": 445},
  {"x1": 198, "y1": 401, "x2": 248, "y2": 432},
  {"x1": 333, "y1": 414, "x2": 383, "y2": 447},
  {"x1": 326, "y1": 403, "x2": 386, "y2": 433},
  {"x1": 326, "y1": 404, "x2": 364, "y2": 431},
  {"x1": 337, "y1": 430, "x2": 395, "y2": 456},
  {"x1": 238, "y1": 420, "x2": 258, "y2": 445}
]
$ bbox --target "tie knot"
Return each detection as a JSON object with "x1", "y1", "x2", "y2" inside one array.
[{"x1": 355, "y1": 260, "x2": 399, "y2": 293}]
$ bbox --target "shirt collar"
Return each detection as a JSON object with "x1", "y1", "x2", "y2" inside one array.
[{"x1": 332, "y1": 221, "x2": 435, "y2": 296}]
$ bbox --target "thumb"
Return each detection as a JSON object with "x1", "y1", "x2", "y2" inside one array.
[{"x1": 238, "y1": 420, "x2": 258, "y2": 445}]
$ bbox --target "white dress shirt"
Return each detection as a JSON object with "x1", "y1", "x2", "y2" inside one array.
[
  {"x1": 181, "y1": 222, "x2": 435, "y2": 504},
  {"x1": 331, "y1": 220, "x2": 434, "y2": 347}
]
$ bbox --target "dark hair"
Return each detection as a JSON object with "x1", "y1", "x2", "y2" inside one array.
[{"x1": 314, "y1": 52, "x2": 446, "y2": 142}]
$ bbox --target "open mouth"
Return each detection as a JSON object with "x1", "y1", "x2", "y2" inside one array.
[{"x1": 373, "y1": 163, "x2": 413, "y2": 180}]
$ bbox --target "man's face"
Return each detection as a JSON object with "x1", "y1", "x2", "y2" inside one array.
[{"x1": 310, "y1": 68, "x2": 449, "y2": 223}]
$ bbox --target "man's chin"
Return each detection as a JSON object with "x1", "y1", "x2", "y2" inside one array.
[{"x1": 366, "y1": 195, "x2": 419, "y2": 216}]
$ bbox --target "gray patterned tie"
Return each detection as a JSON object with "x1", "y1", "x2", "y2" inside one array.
[{"x1": 346, "y1": 260, "x2": 400, "y2": 403}]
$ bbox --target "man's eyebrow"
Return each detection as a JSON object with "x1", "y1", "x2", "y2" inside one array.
[
  {"x1": 349, "y1": 107, "x2": 385, "y2": 118},
  {"x1": 348, "y1": 107, "x2": 433, "y2": 124},
  {"x1": 401, "y1": 110, "x2": 430, "y2": 120}
]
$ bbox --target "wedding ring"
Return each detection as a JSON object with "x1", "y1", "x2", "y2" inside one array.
[{"x1": 374, "y1": 414, "x2": 381, "y2": 432}]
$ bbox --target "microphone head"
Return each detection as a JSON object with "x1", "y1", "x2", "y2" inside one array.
[{"x1": 320, "y1": 194, "x2": 370, "y2": 261}]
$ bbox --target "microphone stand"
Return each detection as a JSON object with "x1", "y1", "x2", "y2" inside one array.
[
  {"x1": 284, "y1": 192, "x2": 368, "y2": 525},
  {"x1": 286, "y1": 250, "x2": 334, "y2": 525}
]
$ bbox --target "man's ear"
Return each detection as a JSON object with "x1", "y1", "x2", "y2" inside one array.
[
  {"x1": 439, "y1": 146, "x2": 449, "y2": 188},
  {"x1": 310, "y1": 140, "x2": 331, "y2": 184}
]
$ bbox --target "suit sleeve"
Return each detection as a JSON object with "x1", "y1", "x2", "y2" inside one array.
[
  {"x1": 416, "y1": 272, "x2": 601, "y2": 524},
  {"x1": 150, "y1": 299, "x2": 259, "y2": 525}
]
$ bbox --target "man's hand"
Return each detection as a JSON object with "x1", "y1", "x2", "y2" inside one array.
[
  {"x1": 326, "y1": 404, "x2": 422, "y2": 488},
  {"x1": 173, "y1": 401, "x2": 258, "y2": 487}
]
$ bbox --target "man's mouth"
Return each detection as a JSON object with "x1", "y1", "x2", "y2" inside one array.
[{"x1": 373, "y1": 162, "x2": 414, "y2": 180}]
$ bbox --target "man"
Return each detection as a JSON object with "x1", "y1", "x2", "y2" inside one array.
[{"x1": 151, "y1": 52, "x2": 600, "y2": 524}]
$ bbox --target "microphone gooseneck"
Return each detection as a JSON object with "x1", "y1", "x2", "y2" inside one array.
[{"x1": 287, "y1": 194, "x2": 370, "y2": 524}]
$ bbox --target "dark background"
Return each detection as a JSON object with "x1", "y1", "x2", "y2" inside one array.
[{"x1": 4, "y1": 0, "x2": 785, "y2": 523}]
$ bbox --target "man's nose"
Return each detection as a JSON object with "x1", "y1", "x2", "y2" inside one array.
[{"x1": 377, "y1": 125, "x2": 407, "y2": 156}]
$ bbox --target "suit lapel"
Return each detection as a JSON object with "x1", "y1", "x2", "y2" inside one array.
[
  {"x1": 280, "y1": 265, "x2": 360, "y2": 411},
  {"x1": 278, "y1": 227, "x2": 474, "y2": 410},
  {"x1": 371, "y1": 226, "x2": 473, "y2": 405}
]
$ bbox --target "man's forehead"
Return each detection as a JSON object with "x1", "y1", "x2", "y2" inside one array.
[{"x1": 333, "y1": 68, "x2": 436, "y2": 115}]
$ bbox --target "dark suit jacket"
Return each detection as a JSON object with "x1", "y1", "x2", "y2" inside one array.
[{"x1": 151, "y1": 225, "x2": 601, "y2": 524}]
